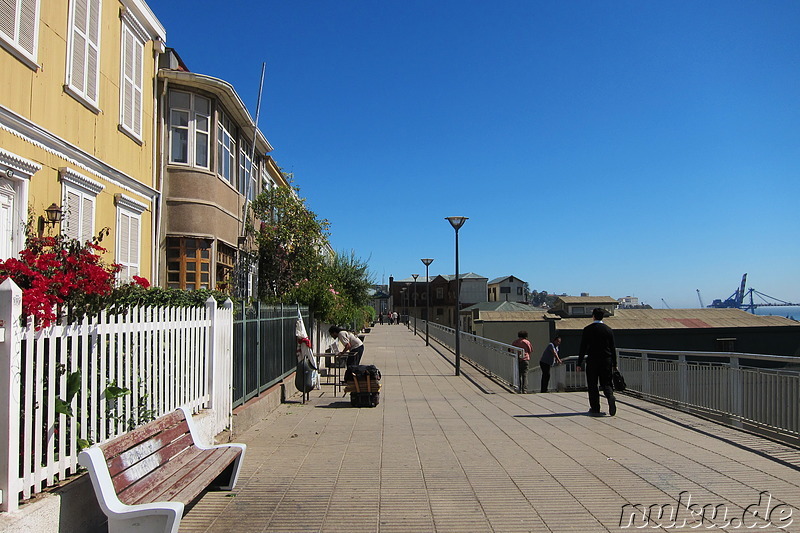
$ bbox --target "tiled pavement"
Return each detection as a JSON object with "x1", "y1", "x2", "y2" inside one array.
[{"x1": 181, "y1": 324, "x2": 800, "y2": 532}]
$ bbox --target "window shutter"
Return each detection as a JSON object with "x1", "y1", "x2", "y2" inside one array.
[
  {"x1": 121, "y1": 27, "x2": 134, "y2": 131},
  {"x1": 85, "y1": 0, "x2": 100, "y2": 102},
  {"x1": 18, "y1": 0, "x2": 36, "y2": 55},
  {"x1": 81, "y1": 195, "x2": 93, "y2": 242},
  {"x1": 69, "y1": 0, "x2": 87, "y2": 95},
  {"x1": 119, "y1": 212, "x2": 130, "y2": 265},
  {"x1": 68, "y1": 0, "x2": 101, "y2": 104},
  {"x1": 0, "y1": 1, "x2": 15, "y2": 40},
  {"x1": 121, "y1": 23, "x2": 144, "y2": 137},
  {"x1": 129, "y1": 215, "x2": 139, "y2": 275},
  {"x1": 64, "y1": 189, "x2": 81, "y2": 240}
]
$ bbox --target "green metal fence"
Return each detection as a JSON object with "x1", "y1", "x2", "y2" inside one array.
[{"x1": 233, "y1": 303, "x2": 311, "y2": 407}]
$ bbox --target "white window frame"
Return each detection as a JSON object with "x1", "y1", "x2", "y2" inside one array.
[
  {"x1": 216, "y1": 111, "x2": 236, "y2": 184},
  {"x1": 60, "y1": 167, "x2": 104, "y2": 243},
  {"x1": 119, "y1": 11, "x2": 147, "y2": 140},
  {"x1": 65, "y1": 0, "x2": 102, "y2": 112},
  {"x1": 0, "y1": 0, "x2": 41, "y2": 69},
  {"x1": 0, "y1": 148, "x2": 39, "y2": 260},
  {"x1": 114, "y1": 194, "x2": 146, "y2": 282},
  {"x1": 168, "y1": 90, "x2": 210, "y2": 168}
]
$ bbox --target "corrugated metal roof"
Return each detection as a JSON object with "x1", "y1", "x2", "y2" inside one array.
[
  {"x1": 478, "y1": 311, "x2": 547, "y2": 322},
  {"x1": 556, "y1": 296, "x2": 619, "y2": 304},
  {"x1": 488, "y1": 275, "x2": 526, "y2": 285},
  {"x1": 462, "y1": 301, "x2": 535, "y2": 313},
  {"x1": 554, "y1": 308, "x2": 799, "y2": 331}
]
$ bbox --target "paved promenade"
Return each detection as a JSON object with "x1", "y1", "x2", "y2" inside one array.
[{"x1": 182, "y1": 324, "x2": 800, "y2": 532}]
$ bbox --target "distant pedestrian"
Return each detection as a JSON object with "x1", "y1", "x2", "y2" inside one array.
[
  {"x1": 539, "y1": 335, "x2": 563, "y2": 393},
  {"x1": 329, "y1": 325, "x2": 364, "y2": 367},
  {"x1": 379, "y1": 312, "x2": 384, "y2": 325},
  {"x1": 392, "y1": 311, "x2": 398, "y2": 325},
  {"x1": 577, "y1": 308, "x2": 618, "y2": 416},
  {"x1": 511, "y1": 331, "x2": 533, "y2": 394}
]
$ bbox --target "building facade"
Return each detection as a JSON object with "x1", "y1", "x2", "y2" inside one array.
[
  {"x1": 156, "y1": 50, "x2": 282, "y2": 296},
  {"x1": 487, "y1": 275, "x2": 527, "y2": 303},
  {"x1": 1, "y1": 0, "x2": 166, "y2": 281}
]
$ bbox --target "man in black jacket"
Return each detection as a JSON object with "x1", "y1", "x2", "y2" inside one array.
[{"x1": 577, "y1": 308, "x2": 618, "y2": 416}]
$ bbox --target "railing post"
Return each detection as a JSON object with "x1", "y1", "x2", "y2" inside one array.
[
  {"x1": 678, "y1": 354, "x2": 688, "y2": 406},
  {"x1": 0, "y1": 278, "x2": 22, "y2": 512},
  {"x1": 729, "y1": 356, "x2": 743, "y2": 428},
  {"x1": 641, "y1": 352, "x2": 650, "y2": 396}
]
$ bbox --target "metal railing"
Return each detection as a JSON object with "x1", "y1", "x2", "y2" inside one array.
[
  {"x1": 423, "y1": 320, "x2": 522, "y2": 389},
  {"x1": 618, "y1": 349, "x2": 800, "y2": 444}
]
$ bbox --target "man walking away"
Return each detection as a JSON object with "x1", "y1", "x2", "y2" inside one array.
[{"x1": 577, "y1": 308, "x2": 618, "y2": 416}]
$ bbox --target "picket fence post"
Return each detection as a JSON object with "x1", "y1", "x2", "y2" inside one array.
[{"x1": 0, "y1": 278, "x2": 22, "y2": 512}]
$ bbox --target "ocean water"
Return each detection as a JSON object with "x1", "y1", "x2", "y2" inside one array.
[{"x1": 754, "y1": 306, "x2": 800, "y2": 321}]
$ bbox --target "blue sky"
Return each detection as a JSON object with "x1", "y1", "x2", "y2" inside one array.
[{"x1": 150, "y1": 1, "x2": 799, "y2": 309}]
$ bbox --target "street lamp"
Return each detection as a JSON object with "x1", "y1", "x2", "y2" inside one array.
[
  {"x1": 446, "y1": 216, "x2": 468, "y2": 376},
  {"x1": 405, "y1": 283, "x2": 411, "y2": 328},
  {"x1": 412, "y1": 274, "x2": 419, "y2": 336},
  {"x1": 421, "y1": 258, "x2": 433, "y2": 346}
]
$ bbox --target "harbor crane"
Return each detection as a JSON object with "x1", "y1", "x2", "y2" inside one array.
[
  {"x1": 707, "y1": 273, "x2": 800, "y2": 313},
  {"x1": 696, "y1": 289, "x2": 704, "y2": 308}
]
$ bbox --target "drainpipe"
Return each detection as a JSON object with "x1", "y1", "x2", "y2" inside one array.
[{"x1": 152, "y1": 40, "x2": 166, "y2": 286}]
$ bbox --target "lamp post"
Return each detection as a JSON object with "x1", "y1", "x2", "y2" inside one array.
[
  {"x1": 405, "y1": 283, "x2": 411, "y2": 328},
  {"x1": 446, "y1": 216, "x2": 468, "y2": 376},
  {"x1": 400, "y1": 287, "x2": 407, "y2": 326},
  {"x1": 421, "y1": 258, "x2": 433, "y2": 346},
  {"x1": 411, "y1": 274, "x2": 419, "y2": 336}
]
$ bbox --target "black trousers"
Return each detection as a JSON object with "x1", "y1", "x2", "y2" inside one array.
[
  {"x1": 539, "y1": 362, "x2": 551, "y2": 393},
  {"x1": 585, "y1": 357, "x2": 615, "y2": 412},
  {"x1": 346, "y1": 345, "x2": 364, "y2": 367}
]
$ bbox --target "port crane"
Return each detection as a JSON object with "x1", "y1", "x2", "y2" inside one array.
[
  {"x1": 707, "y1": 273, "x2": 800, "y2": 313},
  {"x1": 696, "y1": 289, "x2": 704, "y2": 308}
]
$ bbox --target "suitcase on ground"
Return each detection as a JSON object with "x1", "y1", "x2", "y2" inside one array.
[{"x1": 350, "y1": 391, "x2": 380, "y2": 407}]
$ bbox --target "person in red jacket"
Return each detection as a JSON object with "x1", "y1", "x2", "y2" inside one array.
[{"x1": 511, "y1": 330, "x2": 533, "y2": 394}]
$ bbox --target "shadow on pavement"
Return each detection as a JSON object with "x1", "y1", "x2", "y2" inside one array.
[{"x1": 515, "y1": 412, "x2": 598, "y2": 418}]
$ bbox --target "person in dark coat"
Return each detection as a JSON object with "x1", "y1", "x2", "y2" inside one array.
[{"x1": 577, "y1": 308, "x2": 618, "y2": 416}]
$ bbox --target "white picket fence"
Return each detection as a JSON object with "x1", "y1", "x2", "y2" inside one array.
[{"x1": 0, "y1": 278, "x2": 233, "y2": 512}]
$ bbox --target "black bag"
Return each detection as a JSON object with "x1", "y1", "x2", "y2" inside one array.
[
  {"x1": 350, "y1": 392, "x2": 380, "y2": 407},
  {"x1": 294, "y1": 359, "x2": 315, "y2": 393},
  {"x1": 612, "y1": 369, "x2": 626, "y2": 392},
  {"x1": 344, "y1": 364, "x2": 381, "y2": 382}
]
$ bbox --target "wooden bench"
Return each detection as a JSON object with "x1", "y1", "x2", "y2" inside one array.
[{"x1": 78, "y1": 407, "x2": 246, "y2": 533}]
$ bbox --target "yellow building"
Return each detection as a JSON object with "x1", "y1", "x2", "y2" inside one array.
[{"x1": 0, "y1": 0, "x2": 166, "y2": 282}]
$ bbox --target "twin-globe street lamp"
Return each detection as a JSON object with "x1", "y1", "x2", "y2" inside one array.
[
  {"x1": 420, "y1": 258, "x2": 434, "y2": 346},
  {"x1": 446, "y1": 216, "x2": 468, "y2": 376},
  {"x1": 411, "y1": 274, "x2": 419, "y2": 335}
]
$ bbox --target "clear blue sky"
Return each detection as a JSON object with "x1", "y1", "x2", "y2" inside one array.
[{"x1": 150, "y1": 1, "x2": 799, "y2": 309}]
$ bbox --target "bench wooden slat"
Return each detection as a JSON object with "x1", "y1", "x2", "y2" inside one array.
[
  {"x1": 117, "y1": 444, "x2": 205, "y2": 505},
  {"x1": 110, "y1": 432, "x2": 196, "y2": 495},
  {"x1": 101, "y1": 410, "x2": 185, "y2": 459},
  {"x1": 150, "y1": 448, "x2": 242, "y2": 506}
]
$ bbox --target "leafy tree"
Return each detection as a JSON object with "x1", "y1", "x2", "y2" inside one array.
[{"x1": 250, "y1": 184, "x2": 331, "y2": 301}]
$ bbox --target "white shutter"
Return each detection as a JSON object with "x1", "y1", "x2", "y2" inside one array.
[
  {"x1": 81, "y1": 194, "x2": 93, "y2": 242},
  {"x1": 64, "y1": 189, "x2": 81, "y2": 240},
  {"x1": 132, "y1": 36, "x2": 142, "y2": 135},
  {"x1": 121, "y1": 26, "x2": 134, "y2": 131},
  {"x1": 0, "y1": 0, "x2": 39, "y2": 62},
  {"x1": 129, "y1": 215, "x2": 139, "y2": 269},
  {"x1": 0, "y1": 1, "x2": 15, "y2": 40},
  {"x1": 120, "y1": 23, "x2": 144, "y2": 137},
  {"x1": 18, "y1": 0, "x2": 35, "y2": 55},
  {"x1": 67, "y1": 0, "x2": 101, "y2": 105}
]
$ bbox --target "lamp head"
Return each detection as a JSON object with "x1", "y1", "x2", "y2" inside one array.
[
  {"x1": 445, "y1": 216, "x2": 468, "y2": 230},
  {"x1": 421, "y1": 258, "x2": 434, "y2": 266},
  {"x1": 412, "y1": 274, "x2": 419, "y2": 280},
  {"x1": 44, "y1": 203, "x2": 63, "y2": 224}
]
